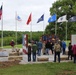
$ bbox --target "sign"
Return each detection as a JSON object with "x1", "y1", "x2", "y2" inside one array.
[{"x1": 71, "y1": 35, "x2": 76, "y2": 45}]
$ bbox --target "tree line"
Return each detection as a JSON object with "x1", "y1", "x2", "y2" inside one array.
[{"x1": 0, "y1": 31, "x2": 43, "y2": 46}]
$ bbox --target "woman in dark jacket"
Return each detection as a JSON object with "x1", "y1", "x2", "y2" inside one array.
[
  {"x1": 45, "y1": 40, "x2": 50, "y2": 55},
  {"x1": 28, "y1": 45, "x2": 31, "y2": 62},
  {"x1": 68, "y1": 43, "x2": 73, "y2": 60}
]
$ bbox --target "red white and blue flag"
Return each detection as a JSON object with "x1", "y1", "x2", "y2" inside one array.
[
  {"x1": 16, "y1": 15, "x2": 22, "y2": 21},
  {"x1": 0, "y1": 5, "x2": 2, "y2": 20}
]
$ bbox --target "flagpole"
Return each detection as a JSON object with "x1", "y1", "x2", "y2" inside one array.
[
  {"x1": 1, "y1": 3, "x2": 3, "y2": 48},
  {"x1": 30, "y1": 21, "x2": 32, "y2": 42},
  {"x1": 43, "y1": 17, "x2": 44, "y2": 34},
  {"x1": 30, "y1": 13, "x2": 32, "y2": 42},
  {"x1": 15, "y1": 11, "x2": 17, "y2": 48},
  {"x1": 55, "y1": 14, "x2": 57, "y2": 35},
  {"x1": 55, "y1": 22, "x2": 57, "y2": 35},
  {"x1": 66, "y1": 21, "x2": 67, "y2": 45}
]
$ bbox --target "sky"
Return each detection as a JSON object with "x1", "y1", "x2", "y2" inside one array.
[{"x1": 0, "y1": 0, "x2": 57, "y2": 32}]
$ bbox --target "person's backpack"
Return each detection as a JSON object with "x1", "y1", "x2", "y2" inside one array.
[{"x1": 54, "y1": 44, "x2": 61, "y2": 52}]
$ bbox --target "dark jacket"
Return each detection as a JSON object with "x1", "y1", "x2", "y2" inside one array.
[
  {"x1": 28, "y1": 45, "x2": 31, "y2": 55},
  {"x1": 32, "y1": 44, "x2": 37, "y2": 54},
  {"x1": 45, "y1": 41, "x2": 50, "y2": 49},
  {"x1": 68, "y1": 44, "x2": 73, "y2": 55},
  {"x1": 10, "y1": 41, "x2": 15, "y2": 47}
]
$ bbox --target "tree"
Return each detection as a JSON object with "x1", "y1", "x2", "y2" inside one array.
[{"x1": 45, "y1": 0, "x2": 76, "y2": 40}]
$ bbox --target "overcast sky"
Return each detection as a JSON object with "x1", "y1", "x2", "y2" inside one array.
[{"x1": 0, "y1": 0, "x2": 57, "y2": 31}]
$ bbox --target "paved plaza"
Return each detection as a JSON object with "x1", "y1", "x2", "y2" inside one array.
[{"x1": 0, "y1": 48, "x2": 73, "y2": 64}]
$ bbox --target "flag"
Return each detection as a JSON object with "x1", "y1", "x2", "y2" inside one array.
[
  {"x1": 16, "y1": 15, "x2": 22, "y2": 21},
  {"x1": 68, "y1": 16, "x2": 76, "y2": 22},
  {"x1": 48, "y1": 14, "x2": 56, "y2": 23},
  {"x1": 0, "y1": 5, "x2": 2, "y2": 20},
  {"x1": 26, "y1": 13, "x2": 32, "y2": 25},
  {"x1": 37, "y1": 14, "x2": 44, "y2": 23},
  {"x1": 57, "y1": 15, "x2": 67, "y2": 22}
]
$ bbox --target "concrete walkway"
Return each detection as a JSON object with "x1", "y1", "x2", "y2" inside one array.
[
  {"x1": 0, "y1": 48, "x2": 73, "y2": 64},
  {"x1": 19, "y1": 54, "x2": 54, "y2": 64},
  {"x1": 19, "y1": 54, "x2": 73, "y2": 64}
]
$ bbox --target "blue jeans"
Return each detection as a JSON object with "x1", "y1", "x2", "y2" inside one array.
[
  {"x1": 28, "y1": 54, "x2": 31, "y2": 62},
  {"x1": 63, "y1": 48, "x2": 65, "y2": 55},
  {"x1": 46, "y1": 48, "x2": 49, "y2": 55},
  {"x1": 74, "y1": 55, "x2": 76, "y2": 63},
  {"x1": 32, "y1": 53, "x2": 36, "y2": 61},
  {"x1": 38, "y1": 48, "x2": 41, "y2": 56}
]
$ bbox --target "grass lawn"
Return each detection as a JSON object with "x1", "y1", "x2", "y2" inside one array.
[
  {"x1": 0, "y1": 62, "x2": 76, "y2": 75},
  {"x1": 3, "y1": 44, "x2": 22, "y2": 49}
]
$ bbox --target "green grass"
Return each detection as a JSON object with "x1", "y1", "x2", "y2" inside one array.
[
  {"x1": 65, "y1": 40, "x2": 70, "y2": 46},
  {"x1": 2, "y1": 44, "x2": 22, "y2": 49},
  {"x1": 0, "y1": 62, "x2": 76, "y2": 75}
]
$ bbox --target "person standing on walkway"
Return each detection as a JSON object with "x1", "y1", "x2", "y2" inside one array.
[
  {"x1": 42, "y1": 41, "x2": 46, "y2": 55},
  {"x1": 45, "y1": 40, "x2": 50, "y2": 55},
  {"x1": 68, "y1": 43, "x2": 73, "y2": 60},
  {"x1": 72, "y1": 44, "x2": 76, "y2": 63},
  {"x1": 37, "y1": 39, "x2": 42, "y2": 56},
  {"x1": 28, "y1": 44, "x2": 31, "y2": 62},
  {"x1": 62, "y1": 40, "x2": 66, "y2": 55},
  {"x1": 32, "y1": 43, "x2": 37, "y2": 62},
  {"x1": 50, "y1": 42, "x2": 54, "y2": 54},
  {"x1": 10, "y1": 40, "x2": 15, "y2": 51},
  {"x1": 54, "y1": 41, "x2": 61, "y2": 63}
]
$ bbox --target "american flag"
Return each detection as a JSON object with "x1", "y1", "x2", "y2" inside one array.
[{"x1": 0, "y1": 5, "x2": 2, "y2": 20}]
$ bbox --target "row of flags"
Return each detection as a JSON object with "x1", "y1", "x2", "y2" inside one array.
[
  {"x1": 1, "y1": 5, "x2": 76, "y2": 25},
  {"x1": 48, "y1": 14, "x2": 76, "y2": 23},
  {"x1": 16, "y1": 13, "x2": 76, "y2": 25},
  {"x1": 16, "y1": 13, "x2": 44, "y2": 25}
]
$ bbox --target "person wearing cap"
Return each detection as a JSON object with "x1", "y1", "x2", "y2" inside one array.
[
  {"x1": 62, "y1": 40, "x2": 66, "y2": 55},
  {"x1": 31, "y1": 42, "x2": 37, "y2": 62},
  {"x1": 10, "y1": 40, "x2": 15, "y2": 51},
  {"x1": 37, "y1": 39, "x2": 42, "y2": 56},
  {"x1": 54, "y1": 41, "x2": 61, "y2": 63},
  {"x1": 45, "y1": 40, "x2": 50, "y2": 55},
  {"x1": 68, "y1": 42, "x2": 73, "y2": 60}
]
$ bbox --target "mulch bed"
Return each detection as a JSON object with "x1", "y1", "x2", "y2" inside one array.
[
  {"x1": 57, "y1": 70, "x2": 76, "y2": 75},
  {"x1": 0, "y1": 60, "x2": 20, "y2": 68}
]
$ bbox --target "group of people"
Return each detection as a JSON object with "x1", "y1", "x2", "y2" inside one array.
[
  {"x1": 27, "y1": 39, "x2": 42, "y2": 62},
  {"x1": 53, "y1": 41, "x2": 76, "y2": 63},
  {"x1": 27, "y1": 38, "x2": 76, "y2": 63},
  {"x1": 10, "y1": 38, "x2": 76, "y2": 63},
  {"x1": 27, "y1": 38, "x2": 66, "y2": 62}
]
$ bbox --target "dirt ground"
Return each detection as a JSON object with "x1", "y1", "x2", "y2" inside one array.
[
  {"x1": 57, "y1": 70, "x2": 76, "y2": 75},
  {"x1": 0, "y1": 60, "x2": 20, "y2": 68}
]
